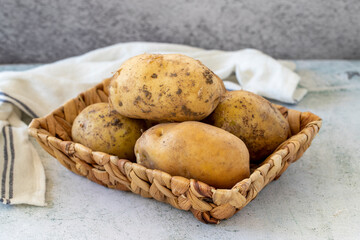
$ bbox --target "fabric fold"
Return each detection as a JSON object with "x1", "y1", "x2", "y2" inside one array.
[{"x1": 0, "y1": 103, "x2": 45, "y2": 206}]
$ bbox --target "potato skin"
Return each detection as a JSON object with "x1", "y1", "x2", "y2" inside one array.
[
  {"x1": 109, "y1": 54, "x2": 226, "y2": 122},
  {"x1": 135, "y1": 121, "x2": 250, "y2": 189},
  {"x1": 206, "y1": 91, "x2": 290, "y2": 163},
  {"x1": 71, "y1": 103, "x2": 146, "y2": 161}
]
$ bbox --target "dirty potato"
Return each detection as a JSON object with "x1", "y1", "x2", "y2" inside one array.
[
  {"x1": 206, "y1": 91, "x2": 290, "y2": 163},
  {"x1": 135, "y1": 121, "x2": 250, "y2": 189},
  {"x1": 109, "y1": 54, "x2": 226, "y2": 122},
  {"x1": 71, "y1": 103, "x2": 146, "y2": 161}
]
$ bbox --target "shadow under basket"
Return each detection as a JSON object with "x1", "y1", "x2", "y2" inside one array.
[{"x1": 28, "y1": 78, "x2": 322, "y2": 224}]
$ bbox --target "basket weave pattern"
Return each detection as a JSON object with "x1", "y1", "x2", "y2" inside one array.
[{"x1": 28, "y1": 78, "x2": 322, "y2": 224}]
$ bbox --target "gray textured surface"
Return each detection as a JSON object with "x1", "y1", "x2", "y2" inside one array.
[
  {"x1": 0, "y1": 61, "x2": 360, "y2": 239},
  {"x1": 1, "y1": 0, "x2": 360, "y2": 63}
]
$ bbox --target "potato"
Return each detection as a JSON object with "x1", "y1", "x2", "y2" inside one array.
[
  {"x1": 135, "y1": 121, "x2": 250, "y2": 189},
  {"x1": 109, "y1": 54, "x2": 226, "y2": 122},
  {"x1": 206, "y1": 90, "x2": 290, "y2": 163},
  {"x1": 71, "y1": 103, "x2": 146, "y2": 161}
]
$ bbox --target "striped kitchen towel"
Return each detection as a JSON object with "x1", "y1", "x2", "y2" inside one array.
[
  {"x1": 0, "y1": 101, "x2": 45, "y2": 206},
  {"x1": 0, "y1": 42, "x2": 306, "y2": 206}
]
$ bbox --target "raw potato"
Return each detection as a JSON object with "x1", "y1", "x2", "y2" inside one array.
[
  {"x1": 135, "y1": 121, "x2": 250, "y2": 189},
  {"x1": 206, "y1": 90, "x2": 290, "y2": 163},
  {"x1": 71, "y1": 103, "x2": 146, "y2": 161},
  {"x1": 109, "y1": 54, "x2": 226, "y2": 122}
]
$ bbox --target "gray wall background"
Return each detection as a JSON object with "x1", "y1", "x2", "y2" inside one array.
[{"x1": 1, "y1": 0, "x2": 359, "y2": 63}]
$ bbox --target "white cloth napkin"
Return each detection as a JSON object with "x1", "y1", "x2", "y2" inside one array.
[
  {"x1": 0, "y1": 102, "x2": 45, "y2": 206},
  {"x1": 0, "y1": 42, "x2": 306, "y2": 206}
]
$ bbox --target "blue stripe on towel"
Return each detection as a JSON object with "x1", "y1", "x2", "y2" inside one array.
[
  {"x1": 0, "y1": 98, "x2": 36, "y2": 119},
  {"x1": 8, "y1": 126, "x2": 14, "y2": 200},
  {"x1": 0, "y1": 92, "x2": 38, "y2": 118},
  {"x1": 1, "y1": 126, "x2": 8, "y2": 200}
]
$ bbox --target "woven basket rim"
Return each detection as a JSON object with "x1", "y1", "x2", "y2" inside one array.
[{"x1": 28, "y1": 79, "x2": 322, "y2": 224}]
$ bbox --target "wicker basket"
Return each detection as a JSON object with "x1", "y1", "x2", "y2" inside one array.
[{"x1": 28, "y1": 78, "x2": 322, "y2": 224}]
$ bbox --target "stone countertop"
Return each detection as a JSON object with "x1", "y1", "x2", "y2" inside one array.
[{"x1": 0, "y1": 61, "x2": 359, "y2": 239}]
